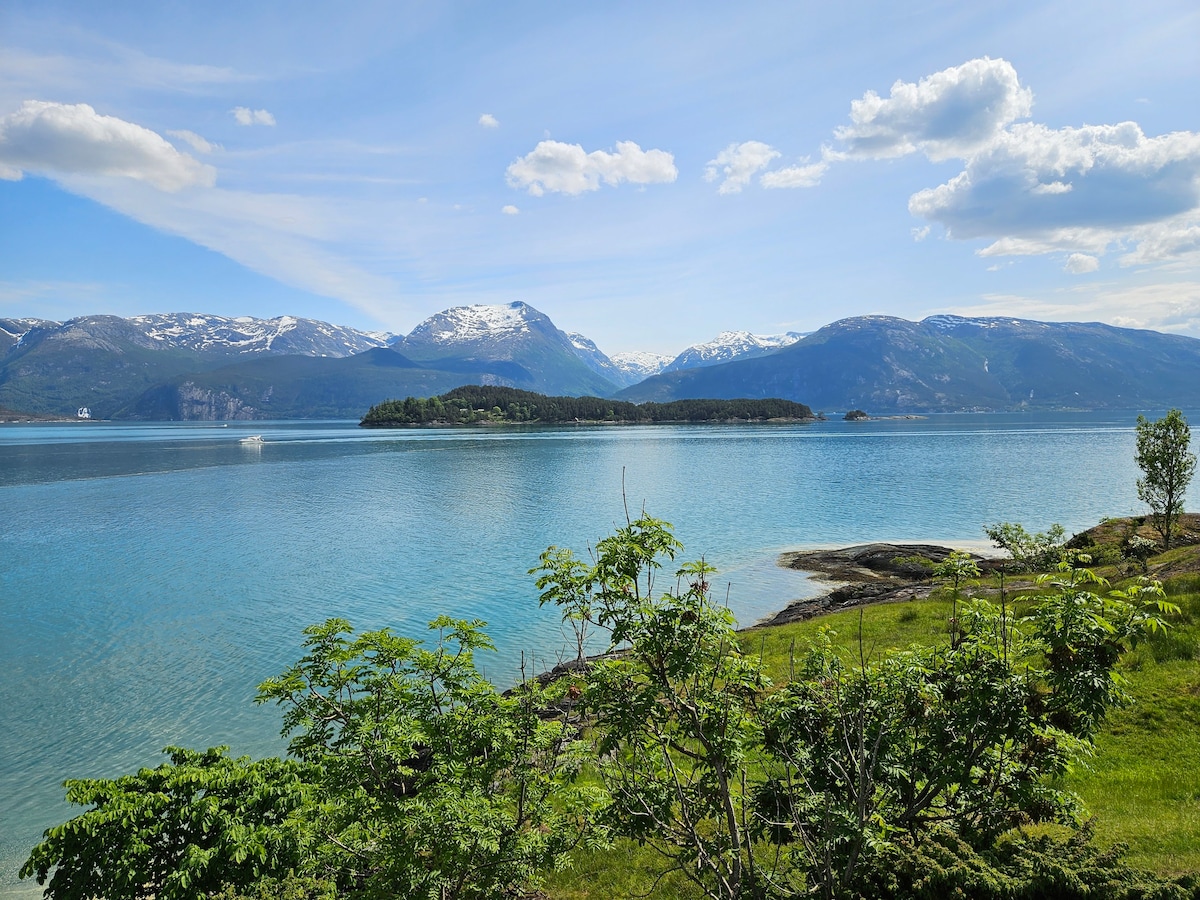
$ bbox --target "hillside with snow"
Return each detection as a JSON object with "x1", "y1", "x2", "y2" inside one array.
[{"x1": 661, "y1": 330, "x2": 806, "y2": 373}]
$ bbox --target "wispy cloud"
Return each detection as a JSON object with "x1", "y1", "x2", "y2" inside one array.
[
  {"x1": 760, "y1": 161, "x2": 826, "y2": 190},
  {"x1": 478, "y1": 113, "x2": 499, "y2": 128},
  {"x1": 167, "y1": 129, "x2": 221, "y2": 154}
]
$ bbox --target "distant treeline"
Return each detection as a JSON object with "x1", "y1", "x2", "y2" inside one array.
[{"x1": 360, "y1": 385, "x2": 815, "y2": 426}]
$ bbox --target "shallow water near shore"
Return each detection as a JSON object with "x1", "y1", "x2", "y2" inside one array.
[{"x1": 0, "y1": 411, "x2": 1162, "y2": 891}]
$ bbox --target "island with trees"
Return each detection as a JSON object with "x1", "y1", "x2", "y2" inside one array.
[{"x1": 359, "y1": 385, "x2": 816, "y2": 427}]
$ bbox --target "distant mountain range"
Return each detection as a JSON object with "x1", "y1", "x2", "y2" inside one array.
[
  {"x1": 2, "y1": 305, "x2": 1199, "y2": 419},
  {"x1": 618, "y1": 314, "x2": 1200, "y2": 412}
]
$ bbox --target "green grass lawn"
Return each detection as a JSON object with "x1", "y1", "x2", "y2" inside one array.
[{"x1": 1064, "y1": 575, "x2": 1200, "y2": 874}]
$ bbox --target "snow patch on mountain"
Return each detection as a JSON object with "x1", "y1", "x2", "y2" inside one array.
[
  {"x1": 0, "y1": 318, "x2": 55, "y2": 348},
  {"x1": 662, "y1": 330, "x2": 805, "y2": 373},
  {"x1": 923, "y1": 315, "x2": 1048, "y2": 332},
  {"x1": 123, "y1": 313, "x2": 390, "y2": 356},
  {"x1": 407, "y1": 302, "x2": 536, "y2": 346},
  {"x1": 610, "y1": 351, "x2": 673, "y2": 380}
]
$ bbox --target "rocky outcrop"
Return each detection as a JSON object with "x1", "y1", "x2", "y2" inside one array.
[
  {"x1": 756, "y1": 542, "x2": 990, "y2": 627},
  {"x1": 173, "y1": 383, "x2": 260, "y2": 420}
]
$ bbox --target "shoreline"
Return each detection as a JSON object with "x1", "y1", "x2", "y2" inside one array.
[{"x1": 748, "y1": 539, "x2": 1001, "y2": 629}]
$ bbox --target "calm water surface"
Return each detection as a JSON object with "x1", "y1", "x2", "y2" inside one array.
[{"x1": 0, "y1": 413, "x2": 1154, "y2": 891}]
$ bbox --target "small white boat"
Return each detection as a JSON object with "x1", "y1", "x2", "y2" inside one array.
[{"x1": 239, "y1": 434, "x2": 265, "y2": 444}]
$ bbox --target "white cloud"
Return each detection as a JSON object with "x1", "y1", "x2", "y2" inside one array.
[
  {"x1": 760, "y1": 160, "x2": 826, "y2": 189},
  {"x1": 912, "y1": 225, "x2": 931, "y2": 242},
  {"x1": 704, "y1": 141, "x2": 780, "y2": 194},
  {"x1": 501, "y1": 204, "x2": 519, "y2": 215},
  {"x1": 832, "y1": 57, "x2": 1032, "y2": 162},
  {"x1": 1064, "y1": 253, "x2": 1099, "y2": 274},
  {"x1": 64, "y1": 175, "x2": 398, "y2": 319},
  {"x1": 0, "y1": 100, "x2": 215, "y2": 191},
  {"x1": 909, "y1": 122, "x2": 1200, "y2": 257},
  {"x1": 478, "y1": 113, "x2": 500, "y2": 128},
  {"x1": 232, "y1": 106, "x2": 276, "y2": 126},
  {"x1": 167, "y1": 129, "x2": 220, "y2": 154},
  {"x1": 506, "y1": 139, "x2": 677, "y2": 196},
  {"x1": 1118, "y1": 219, "x2": 1200, "y2": 266}
]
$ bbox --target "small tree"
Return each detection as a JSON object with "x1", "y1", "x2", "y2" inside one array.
[
  {"x1": 534, "y1": 515, "x2": 784, "y2": 900},
  {"x1": 257, "y1": 617, "x2": 599, "y2": 900},
  {"x1": 983, "y1": 522, "x2": 1066, "y2": 572},
  {"x1": 20, "y1": 748, "x2": 318, "y2": 900},
  {"x1": 1135, "y1": 408, "x2": 1196, "y2": 549}
]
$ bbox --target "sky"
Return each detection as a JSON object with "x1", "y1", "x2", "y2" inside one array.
[{"x1": 1, "y1": 0, "x2": 1198, "y2": 355}]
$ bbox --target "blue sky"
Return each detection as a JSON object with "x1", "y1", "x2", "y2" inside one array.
[{"x1": 1, "y1": 1, "x2": 1198, "y2": 354}]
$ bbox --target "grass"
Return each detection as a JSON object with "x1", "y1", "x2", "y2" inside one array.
[
  {"x1": 1063, "y1": 581, "x2": 1200, "y2": 874},
  {"x1": 544, "y1": 841, "x2": 705, "y2": 900}
]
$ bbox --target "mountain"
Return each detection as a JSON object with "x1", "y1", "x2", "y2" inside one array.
[
  {"x1": 389, "y1": 302, "x2": 619, "y2": 397},
  {"x1": 610, "y1": 350, "x2": 674, "y2": 382},
  {"x1": 617, "y1": 315, "x2": 1200, "y2": 412},
  {"x1": 122, "y1": 348, "x2": 472, "y2": 420},
  {"x1": 9, "y1": 307, "x2": 1200, "y2": 420},
  {"x1": 0, "y1": 314, "x2": 392, "y2": 418},
  {"x1": 566, "y1": 332, "x2": 644, "y2": 388},
  {"x1": 661, "y1": 330, "x2": 805, "y2": 373},
  {"x1": 0, "y1": 318, "x2": 55, "y2": 355},
  {"x1": 0, "y1": 305, "x2": 619, "y2": 419}
]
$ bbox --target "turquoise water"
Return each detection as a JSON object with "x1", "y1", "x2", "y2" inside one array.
[{"x1": 0, "y1": 413, "x2": 1155, "y2": 892}]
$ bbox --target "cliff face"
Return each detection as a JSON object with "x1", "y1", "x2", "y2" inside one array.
[{"x1": 173, "y1": 384, "x2": 261, "y2": 420}]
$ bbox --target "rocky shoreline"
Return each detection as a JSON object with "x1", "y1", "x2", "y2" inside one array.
[{"x1": 750, "y1": 542, "x2": 994, "y2": 628}]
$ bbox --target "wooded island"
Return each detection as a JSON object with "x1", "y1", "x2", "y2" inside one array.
[{"x1": 360, "y1": 385, "x2": 816, "y2": 426}]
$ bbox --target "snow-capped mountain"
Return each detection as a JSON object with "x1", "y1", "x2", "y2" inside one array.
[
  {"x1": 564, "y1": 331, "x2": 639, "y2": 387},
  {"x1": 661, "y1": 330, "x2": 806, "y2": 373},
  {"x1": 0, "y1": 318, "x2": 55, "y2": 353},
  {"x1": 123, "y1": 313, "x2": 391, "y2": 356},
  {"x1": 393, "y1": 301, "x2": 539, "y2": 353},
  {"x1": 610, "y1": 351, "x2": 673, "y2": 382},
  {"x1": 390, "y1": 302, "x2": 620, "y2": 397},
  {"x1": 0, "y1": 313, "x2": 398, "y2": 419},
  {"x1": 3, "y1": 313, "x2": 391, "y2": 359}
]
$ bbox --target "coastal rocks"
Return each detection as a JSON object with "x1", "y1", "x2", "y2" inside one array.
[
  {"x1": 779, "y1": 543, "x2": 978, "y2": 582},
  {"x1": 757, "y1": 542, "x2": 987, "y2": 628}
]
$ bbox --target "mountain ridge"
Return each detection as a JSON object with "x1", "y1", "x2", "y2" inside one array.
[
  {"x1": 4, "y1": 306, "x2": 1200, "y2": 419},
  {"x1": 618, "y1": 314, "x2": 1200, "y2": 412}
]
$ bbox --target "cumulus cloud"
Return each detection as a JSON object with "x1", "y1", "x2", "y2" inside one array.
[
  {"x1": 479, "y1": 113, "x2": 499, "y2": 128},
  {"x1": 0, "y1": 100, "x2": 215, "y2": 191},
  {"x1": 167, "y1": 129, "x2": 220, "y2": 154},
  {"x1": 232, "y1": 106, "x2": 275, "y2": 126},
  {"x1": 501, "y1": 204, "x2": 519, "y2": 215},
  {"x1": 760, "y1": 161, "x2": 827, "y2": 189},
  {"x1": 704, "y1": 141, "x2": 781, "y2": 194},
  {"x1": 1064, "y1": 253, "x2": 1100, "y2": 274},
  {"x1": 912, "y1": 225, "x2": 931, "y2": 242},
  {"x1": 506, "y1": 140, "x2": 677, "y2": 196},
  {"x1": 833, "y1": 57, "x2": 1032, "y2": 162},
  {"x1": 909, "y1": 122, "x2": 1200, "y2": 255}
]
